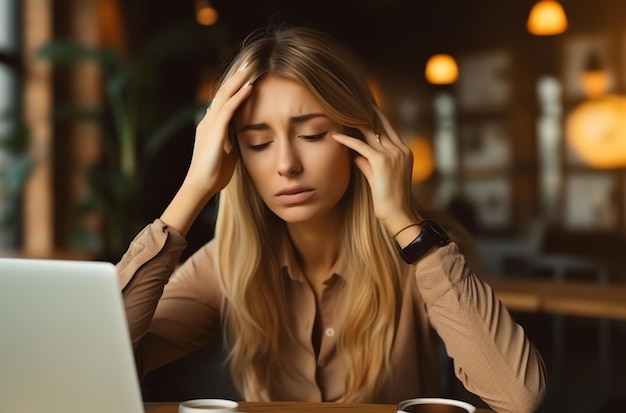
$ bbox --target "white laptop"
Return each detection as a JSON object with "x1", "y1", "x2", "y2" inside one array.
[{"x1": 0, "y1": 258, "x2": 144, "y2": 413}]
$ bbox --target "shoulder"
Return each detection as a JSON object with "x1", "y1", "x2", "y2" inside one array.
[{"x1": 170, "y1": 238, "x2": 221, "y2": 290}]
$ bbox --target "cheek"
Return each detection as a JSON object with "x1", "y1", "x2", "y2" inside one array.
[
  {"x1": 324, "y1": 146, "x2": 353, "y2": 188},
  {"x1": 333, "y1": 145, "x2": 353, "y2": 171}
]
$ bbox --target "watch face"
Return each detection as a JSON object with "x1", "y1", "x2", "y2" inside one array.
[
  {"x1": 425, "y1": 220, "x2": 450, "y2": 243},
  {"x1": 397, "y1": 219, "x2": 450, "y2": 264}
]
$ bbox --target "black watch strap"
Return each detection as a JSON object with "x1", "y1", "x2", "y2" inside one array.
[{"x1": 396, "y1": 219, "x2": 450, "y2": 264}]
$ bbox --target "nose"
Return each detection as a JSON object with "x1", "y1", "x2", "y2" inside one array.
[{"x1": 276, "y1": 138, "x2": 303, "y2": 177}]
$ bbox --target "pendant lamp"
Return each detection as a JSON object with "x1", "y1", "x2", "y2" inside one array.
[
  {"x1": 425, "y1": 54, "x2": 459, "y2": 85},
  {"x1": 195, "y1": 0, "x2": 218, "y2": 26},
  {"x1": 527, "y1": 0, "x2": 568, "y2": 36},
  {"x1": 566, "y1": 95, "x2": 626, "y2": 169},
  {"x1": 580, "y1": 52, "x2": 611, "y2": 99}
]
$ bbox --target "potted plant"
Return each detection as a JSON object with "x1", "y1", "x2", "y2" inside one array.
[
  {"x1": 0, "y1": 109, "x2": 32, "y2": 250},
  {"x1": 37, "y1": 20, "x2": 229, "y2": 259}
]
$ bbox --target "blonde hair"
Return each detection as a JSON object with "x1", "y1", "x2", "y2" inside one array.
[{"x1": 214, "y1": 26, "x2": 405, "y2": 402}]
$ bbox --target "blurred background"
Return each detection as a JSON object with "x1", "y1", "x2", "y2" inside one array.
[{"x1": 1, "y1": 0, "x2": 626, "y2": 412}]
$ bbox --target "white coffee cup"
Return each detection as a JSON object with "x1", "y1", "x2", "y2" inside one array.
[
  {"x1": 178, "y1": 398, "x2": 239, "y2": 412},
  {"x1": 397, "y1": 397, "x2": 476, "y2": 413}
]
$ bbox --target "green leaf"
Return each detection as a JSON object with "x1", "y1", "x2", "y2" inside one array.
[
  {"x1": 0, "y1": 108, "x2": 30, "y2": 154},
  {"x1": 0, "y1": 156, "x2": 34, "y2": 197},
  {"x1": 51, "y1": 104, "x2": 104, "y2": 122},
  {"x1": 69, "y1": 229, "x2": 103, "y2": 252},
  {"x1": 37, "y1": 40, "x2": 100, "y2": 64},
  {"x1": 0, "y1": 124, "x2": 29, "y2": 154},
  {"x1": 143, "y1": 102, "x2": 204, "y2": 162}
]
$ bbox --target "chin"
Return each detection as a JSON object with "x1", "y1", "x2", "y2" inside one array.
[
  {"x1": 274, "y1": 210, "x2": 317, "y2": 224},
  {"x1": 270, "y1": 205, "x2": 329, "y2": 225}
]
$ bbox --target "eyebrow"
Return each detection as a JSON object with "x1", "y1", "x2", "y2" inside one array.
[{"x1": 238, "y1": 113, "x2": 328, "y2": 133}]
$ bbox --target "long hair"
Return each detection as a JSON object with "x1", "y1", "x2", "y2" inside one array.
[{"x1": 214, "y1": 26, "x2": 405, "y2": 402}]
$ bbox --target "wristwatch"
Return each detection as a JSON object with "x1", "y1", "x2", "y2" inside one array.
[{"x1": 397, "y1": 219, "x2": 450, "y2": 264}]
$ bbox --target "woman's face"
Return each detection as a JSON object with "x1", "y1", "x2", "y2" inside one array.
[{"x1": 233, "y1": 76, "x2": 352, "y2": 224}]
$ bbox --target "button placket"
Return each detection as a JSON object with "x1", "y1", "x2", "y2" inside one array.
[{"x1": 316, "y1": 276, "x2": 343, "y2": 372}]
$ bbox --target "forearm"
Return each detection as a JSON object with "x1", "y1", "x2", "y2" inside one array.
[
  {"x1": 415, "y1": 243, "x2": 546, "y2": 413},
  {"x1": 116, "y1": 219, "x2": 187, "y2": 347},
  {"x1": 160, "y1": 179, "x2": 216, "y2": 236}
]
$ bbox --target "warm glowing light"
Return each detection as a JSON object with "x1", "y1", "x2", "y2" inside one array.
[
  {"x1": 527, "y1": 1, "x2": 568, "y2": 36},
  {"x1": 98, "y1": 0, "x2": 127, "y2": 56},
  {"x1": 566, "y1": 95, "x2": 626, "y2": 168},
  {"x1": 407, "y1": 137, "x2": 435, "y2": 183},
  {"x1": 197, "y1": 7, "x2": 218, "y2": 25},
  {"x1": 425, "y1": 54, "x2": 459, "y2": 85},
  {"x1": 195, "y1": 0, "x2": 218, "y2": 26},
  {"x1": 581, "y1": 70, "x2": 611, "y2": 99},
  {"x1": 580, "y1": 52, "x2": 612, "y2": 98}
]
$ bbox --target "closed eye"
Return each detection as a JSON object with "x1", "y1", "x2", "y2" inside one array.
[
  {"x1": 248, "y1": 142, "x2": 271, "y2": 151},
  {"x1": 297, "y1": 131, "x2": 327, "y2": 142}
]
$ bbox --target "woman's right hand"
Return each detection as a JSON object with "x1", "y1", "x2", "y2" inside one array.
[
  {"x1": 160, "y1": 63, "x2": 254, "y2": 235},
  {"x1": 184, "y1": 63, "x2": 255, "y2": 198}
]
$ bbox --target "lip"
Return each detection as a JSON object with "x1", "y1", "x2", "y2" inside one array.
[{"x1": 275, "y1": 187, "x2": 315, "y2": 205}]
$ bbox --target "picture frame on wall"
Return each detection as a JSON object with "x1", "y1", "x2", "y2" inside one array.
[
  {"x1": 459, "y1": 119, "x2": 512, "y2": 173},
  {"x1": 456, "y1": 49, "x2": 513, "y2": 111},
  {"x1": 564, "y1": 173, "x2": 618, "y2": 230},
  {"x1": 561, "y1": 33, "x2": 617, "y2": 101},
  {"x1": 462, "y1": 178, "x2": 511, "y2": 230}
]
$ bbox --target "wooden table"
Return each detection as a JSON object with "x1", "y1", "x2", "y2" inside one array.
[
  {"x1": 486, "y1": 274, "x2": 626, "y2": 398},
  {"x1": 485, "y1": 275, "x2": 626, "y2": 319},
  {"x1": 145, "y1": 401, "x2": 494, "y2": 412}
]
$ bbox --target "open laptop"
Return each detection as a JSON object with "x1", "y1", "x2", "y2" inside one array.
[{"x1": 0, "y1": 258, "x2": 144, "y2": 413}]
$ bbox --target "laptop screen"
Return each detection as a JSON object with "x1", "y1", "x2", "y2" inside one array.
[{"x1": 0, "y1": 258, "x2": 144, "y2": 413}]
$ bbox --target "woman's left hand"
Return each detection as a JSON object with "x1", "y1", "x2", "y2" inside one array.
[{"x1": 331, "y1": 107, "x2": 420, "y2": 235}]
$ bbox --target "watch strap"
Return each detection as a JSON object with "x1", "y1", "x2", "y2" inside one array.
[{"x1": 396, "y1": 219, "x2": 450, "y2": 264}]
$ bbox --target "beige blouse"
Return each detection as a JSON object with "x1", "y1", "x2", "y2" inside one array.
[{"x1": 117, "y1": 219, "x2": 546, "y2": 413}]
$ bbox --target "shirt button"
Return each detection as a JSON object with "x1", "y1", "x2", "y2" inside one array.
[{"x1": 325, "y1": 328, "x2": 335, "y2": 337}]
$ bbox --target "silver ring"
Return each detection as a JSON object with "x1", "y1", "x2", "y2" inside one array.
[{"x1": 375, "y1": 133, "x2": 381, "y2": 145}]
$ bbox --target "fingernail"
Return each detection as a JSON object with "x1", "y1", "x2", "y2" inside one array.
[
  {"x1": 242, "y1": 80, "x2": 252, "y2": 89},
  {"x1": 239, "y1": 61, "x2": 249, "y2": 71}
]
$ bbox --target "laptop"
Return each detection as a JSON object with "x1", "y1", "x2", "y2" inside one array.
[{"x1": 0, "y1": 258, "x2": 144, "y2": 413}]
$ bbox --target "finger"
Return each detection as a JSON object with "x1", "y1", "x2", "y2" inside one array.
[
  {"x1": 353, "y1": 155, "x2": 373, "y2": 183},
  {"x1": 331, "y1": 131, "x2": 381, "y2": 160},
  {"x1": 212, "y1": 64, "x2": 255, "y2": 110},
  {"x1": 216, "y1": 81, "x2": 254, "y2": 129},
  {"x1": 217, "y1": 83, "x2": 255, "y2": 153},
  {"x1": 194, "y1": 83, "x2": 253, "y2": 159},
  {"x1": 374, "y1": 107, "x2": 405, "y2": 148},
  {"x1": 344, "y1": 124, "x2": 386, "y2": 150}
]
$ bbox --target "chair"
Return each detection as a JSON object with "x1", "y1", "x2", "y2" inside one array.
[{"x1": 141, "y1": 335, "x2": 241, "y2": 402}]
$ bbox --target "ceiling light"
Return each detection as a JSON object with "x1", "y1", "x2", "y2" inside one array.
[
  {"x1": 195, "y1": 0, "x2": 218, "y2": 26},
  {"x1": 527, "y1": 0, "x2": 568, "y2": 36},
  {"x1": 425, "y1": 54, "x2": 459, "y2": 85}
]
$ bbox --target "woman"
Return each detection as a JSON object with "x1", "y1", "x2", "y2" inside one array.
[{"x1": 118, "y1": 26, "x2": 546, "y2": 412}]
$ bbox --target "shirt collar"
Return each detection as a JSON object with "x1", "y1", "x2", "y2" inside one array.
[{"x1": 280, "y1": 232, "x2": 348, "y2": 283}]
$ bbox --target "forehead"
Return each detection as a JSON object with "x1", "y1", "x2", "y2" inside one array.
[{"x1": 234, "y1": 76, "x2": 327, "y2": 126}]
